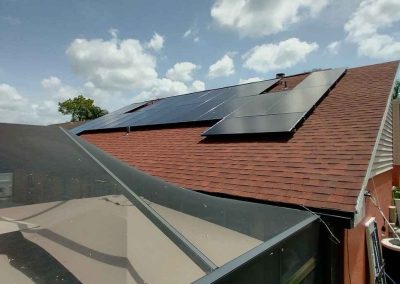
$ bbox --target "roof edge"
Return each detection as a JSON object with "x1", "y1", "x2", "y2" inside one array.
[
  {"x1": 353, "y1": 61, "x2": 400, "y2": 227},
  {"x1": 192, "y1": 215, "x2": 318, "y2": 284},
  {"x1": 196, "y1": 190, "x2": 354, "y2": 228}
]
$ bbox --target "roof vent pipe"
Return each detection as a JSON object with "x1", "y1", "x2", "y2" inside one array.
[{"x1": 276, "y1": 73, "x2": 285, "y2": 79}]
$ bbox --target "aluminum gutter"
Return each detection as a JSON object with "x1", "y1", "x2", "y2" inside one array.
[{"x1": 353, "y1": 62, "x2": 400, "y2": 227}]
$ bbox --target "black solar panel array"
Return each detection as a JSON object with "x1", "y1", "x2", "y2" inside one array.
[
  {"x1": 71, "y1": 79, "x2": 278, "y2": 134},
  {"x1": 70, "y1": 101, "x2": 149, "y2": 134},
  {"x1": 202, "y1": 68, "x2": 346, "y2": 136},
  {"x1": 71, "y1": 68, "x2": 345, "y2": 136}
]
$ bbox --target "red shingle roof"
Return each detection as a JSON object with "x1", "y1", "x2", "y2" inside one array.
[{"x1": 81, "y1": 61, "x2": 399, "y2": 213}]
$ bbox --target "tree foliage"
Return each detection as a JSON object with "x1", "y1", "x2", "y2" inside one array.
[
  {"x1": 58, "y1": 95, "x2": 108, "y2": 122},
  {"x1": 394, "y1": 80, "x2": 400, "y2": 100}
]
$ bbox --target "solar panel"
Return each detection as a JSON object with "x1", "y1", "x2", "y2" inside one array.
[
  {"x1": 116, "y1": 89, "x2": 232, "y2": 128},
  {"x1": 197, "y1": 96, "x2": 253, "y2": 121},
  {"x1": 152, "y1": 102, "x2": 202, "y2": 125},
  {"x1": 117, "y1": 106, "x2": 167, "y2": 128},
  {"x1": 75, "y1": 79, "x2": 279, "y2": 133},
  {"x1": 203, "y1": 113, "x2": 304, "y2": 136},
  {"x1": 223, "y1": 80, "x2": 278, "y2": 97},
  {"x1": 73, "y1": 68, "x2": 346, "y2": 136},
  {"x1": 203, "y1": 68, "x2": 346, "y2": 136},
  {"x1": 294, "y1": 68, "x2": 346, "y2": 89},
  {"x1": 265, "y1": 85, "x2": 332, "y2": 115},
  {"x1": 70, "y1": 101, "x2": 148, "y2": 134},
  {"x1": 166, "y1": 80, "x2": 276, "y2": 124},
  {"x1": 230, "y1": 92, "x2": 286, "y2": 118},
  {"x1": 143, "y1": 87, "x2": 246, "y2": 126},
  {"x1": 98, "y1": 113, "x2": 135, "y2": 129},
  {"x1": 112, "y1": 101, "x2": 151, "y2": 115},
  {"x1": 71, "y1": 78, "x2": 279, "y2": 134}
]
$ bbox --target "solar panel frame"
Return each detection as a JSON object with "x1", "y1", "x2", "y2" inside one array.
[
  {"x1": 265, "y1": 85, "x2": 331, "y2": 115},
  {"x1": 167, "y1": 80, "x2": 278, "y2": 124},
  {"x1": 202, "y1": 112, "x2": 305, "y2": 136},
  {"x1": 70, "y1": 101, "x2": 148, "y2": 134},
  {"x1": 224, "y1": 80, "x2": 279, "y2": 98},
  {"x1": 72, "y1": 79, "x2": 279, "y2": 134},
  {"x1": 230, "y1": 92, "x2": 286, "y2": 118},
  {"x1": 122, "y1": 79, "x2": 279, "y2": 127},
  {"x1": 294, "y1": 68, "x2": 346, "y2": 89},
  {"x1": 202, "y1": 68, "x2": 346, "y2": 136},
  {"x1": 112, "y1": 101, "x2": 150, "y2": 115},
  {"x1": 96, "y1": 113, "x2": 135, "y2": 129},
  {"x1": 118, "y1": 106, "x2": 172, "y2": 128},
  {"x1": 197, "y1": 95, "x2": 261, "y2": 121}
]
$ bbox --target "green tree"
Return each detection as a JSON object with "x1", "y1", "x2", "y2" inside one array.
[
  {"x1": 58, "y1": 95, "x2": 108, "y2": 122},
  {"x1": 394, "y1": 80, "x2": 400, "y2": 99}
]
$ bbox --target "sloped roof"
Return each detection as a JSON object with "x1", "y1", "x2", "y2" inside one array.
[{"x1": 81, "y1": 61, "x2": 399, "y2": 214}]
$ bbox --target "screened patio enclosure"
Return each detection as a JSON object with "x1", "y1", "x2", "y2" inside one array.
[{"x1": 0, "y1": 123, "x2": 320, "y2": 283}]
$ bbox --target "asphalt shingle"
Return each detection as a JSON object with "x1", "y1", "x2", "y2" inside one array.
[{"x1": 81, "y1": 61, "x2": 399, "y2": 213}]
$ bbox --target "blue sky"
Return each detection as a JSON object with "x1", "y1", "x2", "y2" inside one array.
[{"x1": 0, "y1": 0, "x2": 399, "y2": 124}]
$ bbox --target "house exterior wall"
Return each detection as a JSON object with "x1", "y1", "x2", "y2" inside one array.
[
  {"x1": 370, "y1": 100, "x2": 393, "y2": 177},
  {"x1": 343, "y1": 170, "x2": 393, "y2": 284},
  {"x1": 393, "y1": 100, "x2": 400, "y2": 185}
]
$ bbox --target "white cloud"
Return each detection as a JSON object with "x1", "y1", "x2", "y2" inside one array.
[
  {"x1": 39, "y1": 77, "x2": 88, "y2": 123},
  {"x1": 326, "y1": 41, "x2": 341, "y2": 55},
  {"x1": 191, "y1": 80, "x2": 205, "y2": 92},
  {"x1": 243, "y1": 38, "x2": 318, "y2": 73},
  {"x1": 0, "y1": 30, "x2": 209, "y2": 125},
  {"x1": 66, "y1": 32, "x2": 205, "y2": 102},
  {"x1": 134, "y1": 79, "x2": 206, "y2": 102},
  {"x1": 40, "y1": 76, "x2": 130, "y2": 123},
  {"x1": 108, "y1": 28, "x2": 119, "y2": 39},
  {"x1": 41, "y1": 76, "x2": 78, "y2": 100},
  {"x1": 208, "y1": 54, "x2": 235, "y2": 78},
  {"x1": 344, "y1": 0, "x2": 400, "y2": 59},
  {"x1": 239, "y1": 77, "x2": 263, "y2": 84},
  {"x1": 41, "y1": 76, "x2": 132, "y2": 115},
  {"x1": 166, "y1": 62, "x2": 199, "y2": 82},
  {"x1": 183, "y1": 29, "x2": 192, "y2": 38},
  {"x1": 183, "y1": 26, "x2": 200, "y2": 42},
  {"x1": 41, "y1": 76, "x2": 62, "y2": 90},
  {"x1": 0, "y1": 83, "x2": 68, "y2": 125},
  {"x1": 81, "y1": 82, "x2": 131, "y2": 111},
  {"x1": 211, "y1": 0, "x2": 328, "y2": 37},
  {"x1": 0, "y1": 84, "x2": 26, "y2": 111},
  {"x1": 146, "y1": 33, "x2": 165, "y2": 52},
  {"x1": 138, "y1": 79, "x2": 187, "y2": 101},
  {"x1": 31, "y1": 100, "x2": 63, "y2": 123},
  {"x1": 2, "y1": 25, "x2": 213, "y2": 125},
  {"x1": 66, "y1": 36, "x2": 158, "y2": 91}
]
